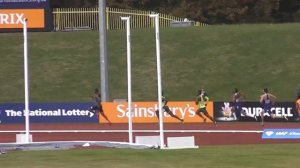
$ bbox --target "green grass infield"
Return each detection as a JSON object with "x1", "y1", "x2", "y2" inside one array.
[
  {"x1": 1, "y1": 23, "x2": 299, "y2": 103},
  {"x1": 0, "y1": 144, "x2": 299, "y2": 168}
]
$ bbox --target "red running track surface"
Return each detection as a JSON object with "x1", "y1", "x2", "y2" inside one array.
[{"x1": 0, "y1": 122, "x2": 299, "y2": 146}]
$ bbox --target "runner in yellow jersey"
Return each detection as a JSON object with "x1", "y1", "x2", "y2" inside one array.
[{"x1": 195, "y1": 89, "x2": 217, "y2": 125}]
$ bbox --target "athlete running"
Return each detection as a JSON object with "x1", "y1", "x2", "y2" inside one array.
[
  {"x1": 259, "y1": 88, "x2": 287, "y2": 126},
  {"x1": 232, "y1": 88, "x2": 256, "y2": 120},
  {"x1": 155, "y1": 94, "x2": 184, "y2": 123},
  {"x1": 195, "y1": 89, "x2": 217, "y2": 125},
  {"x1": 88, "y1": 88, "x2": 112, "y2": 125}
]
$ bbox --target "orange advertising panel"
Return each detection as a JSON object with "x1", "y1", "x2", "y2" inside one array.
[
  {"x1": 101, "y1": 101, "x2": 214, "y2": 123},
  {"x1": 0, "y1": 9, "x2": 45, "y2": 28}
]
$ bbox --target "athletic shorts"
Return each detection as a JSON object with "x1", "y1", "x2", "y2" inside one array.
[
  {"x1": 163, "y1": 106, "x2": 171, "y2": 113},
  {"x1": 89, "y1": 104, "x2": 103, "y2": 112},
  {"x1": 197, "y1": 107, "x2": 208, "y2": 115},
  {"x1": 263, "y1": 103, "x2": 272, "y2": 114}
]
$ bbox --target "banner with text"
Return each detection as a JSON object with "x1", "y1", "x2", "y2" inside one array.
[
  {"x1": 101, "y1": 101, "x2": 213, "y2": 123},
  {"x1": 0, "y1": 0, "x2": 52, "y2": 31},
  {"x1": 0, "y1": 9, "x2": 44, "y2": 28},
  {"x1": 0, "y1": 102, "x2": 98, "y2": 123},
  {"x1": 262, "y1": 129, "x2": 300, "y2": 139},
  {"x1": 214, "y1": 102, "x2": 298, "y2": 122},
  {"x1": 1, "y1": 101, "x2": 298, "y2": 124}
]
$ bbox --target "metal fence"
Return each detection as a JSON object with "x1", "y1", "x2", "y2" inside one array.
[{"x1": 53, "y1": 7, "x2": 206, "y2": 31}]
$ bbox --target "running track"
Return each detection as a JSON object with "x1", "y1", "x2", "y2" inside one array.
[{"x1": 0, "y1": 122, "x2": 299, "y2": 145}]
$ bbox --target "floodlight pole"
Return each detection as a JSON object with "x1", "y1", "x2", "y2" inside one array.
[
  {"x1": 149, "y1": 14, "x2": 164, "y2": 149},
  {"x1": 99, "y1": 0, "x2": 109, "y2": 101},
  {"x1": 23, "y1": 18, "x2": 30, "y2": 143},
  {"x1": 121, "y1": 16, "x2": 133, "y2": 144}
]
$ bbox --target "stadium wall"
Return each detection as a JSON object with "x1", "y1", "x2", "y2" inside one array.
[{"x1": 0, "y1": 102, "x2": 298, "y2": 124}]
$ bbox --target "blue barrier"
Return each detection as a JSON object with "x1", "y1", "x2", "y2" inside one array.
[
  {"x1": 0, "y1": 102, "x2": 98, "y2": 123},
  {"x1": 262, "y1": 129, "x2": 300, "y2": 139}
]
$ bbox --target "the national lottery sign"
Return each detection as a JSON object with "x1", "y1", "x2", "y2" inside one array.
[{"x1": 0, "y1": 102, "x2": 98, "y2": 123}]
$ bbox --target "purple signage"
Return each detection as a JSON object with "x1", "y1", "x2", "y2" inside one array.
[
  {"x1": 0, "y1": 102, "x2": 98, "y2": 123},
  {"x1": 0, "y1": 0, "x2": 50, "y2": 9}
]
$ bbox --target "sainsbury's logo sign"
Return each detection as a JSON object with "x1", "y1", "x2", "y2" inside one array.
[
  {"x1": 101, "y1": 101, "x2": 214, "y2": 123},
  {"x1": 116, "y1": 103, "x2": 196, "y2": 118}
]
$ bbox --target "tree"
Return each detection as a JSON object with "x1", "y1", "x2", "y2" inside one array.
[
  {"x1": 50, "y1": 0, "x2": 300, "y2": 23},
  {"x1": 51, "y1": 0, "x2": 97, "y2": 8},
  {"x1": 204, "y1": 0, "x2": 255, "y2": 24},
  {"x1": 253, "y1": 0, "x2": 280, "y2": 22},
  {"x1": 277, "y1": 0, "x2": 300, "y2": 22}
]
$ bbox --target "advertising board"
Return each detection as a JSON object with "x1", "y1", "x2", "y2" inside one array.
[
  {"x1": 0, "y1": 102, "x2": 98, "y2": 123},
  {"x1": 0, "y1": 101, "x2": 214, "y2": 124},
  {"x1": 214, "y1": 102, "x2": 297, "y2": 122},
  {"x1": 101, "y1": 101, "x2": 213, "y2": 123},
  {"x1": 0, "y1": 0, "x2": 51, "y2": 31},
  {"x1": 262, "y1": 129, "x2": 300, "y2": 139}
]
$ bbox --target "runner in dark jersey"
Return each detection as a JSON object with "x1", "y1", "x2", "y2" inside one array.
[
  {"x1": 259, "y1": 88, "x2": 287, "y2": 126},
  {"x1": 231, "y1": 88, "x2": 256, "y2": 120},
  {"x1": 89, "y1": 88, "x2": 112, "y2": 125},
  {"x1": 155, "y1": 95, "x2": 184, "y2": 123},
  {"x1": 232, "y1": 88, "x2": 243, "y2": 119}
]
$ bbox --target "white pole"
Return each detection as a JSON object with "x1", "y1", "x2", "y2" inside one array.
[
  {"x1": 149, "y1": 14, "x2": 164, "y2": 149},
  {"x1": 23, "y1": 18, "x2": 30, "y2": 143},
  {"x1": 121, "y1": 17, "x2": 133, "y2": 144}
]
